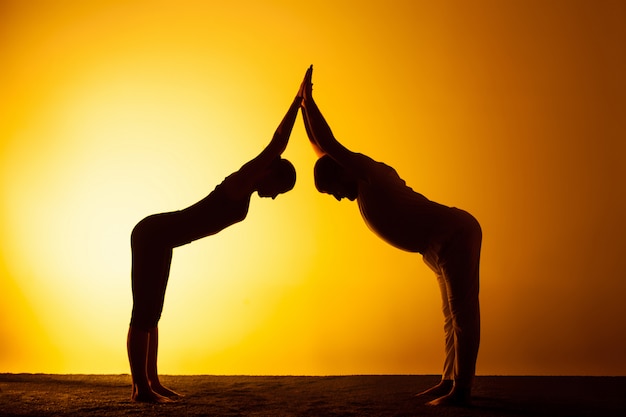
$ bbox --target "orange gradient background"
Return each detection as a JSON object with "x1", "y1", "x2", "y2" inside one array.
[{"x1": 1, "y1": 1, "x2": 625, "y2": 376}]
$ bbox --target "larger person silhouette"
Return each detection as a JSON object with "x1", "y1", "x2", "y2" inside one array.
[
  {"x1": 127, "y1": 91, "x2": 302, "y2": 403},
  {"x1": 299, "y1": 66, "x2": 482, "y2": 406}
]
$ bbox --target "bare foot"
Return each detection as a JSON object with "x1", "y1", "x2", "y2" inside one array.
[
  {"x1": 131, "y1": 384, "x2": 173, "y2": 403},
  {"x1": 426, "y1": 386, "x2": 471, "y2": 407},
  {"x1": 132, "y1": 389, "x2": 173, "y2": 403},
  {"x1": 415, "y1": 379, "x2": 453, "y2": 397},
  {"x1": 152, "y1": 383, "x2": 184, "y2": 400}
]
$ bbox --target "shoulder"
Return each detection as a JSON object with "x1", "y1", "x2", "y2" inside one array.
[
  {"x1": 343, "y1": 152, "x2": 378, "y2": 179},
  {"x1": 354, "y1": 154, "x2": 397, "y2": 179},
  {"x1": 217, "y1": 171, "x2": 254, "y2": 201}
]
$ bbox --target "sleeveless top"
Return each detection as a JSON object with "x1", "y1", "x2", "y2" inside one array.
[{"x1": 168, "y1": 172, "x2": 252, "y2": 247}]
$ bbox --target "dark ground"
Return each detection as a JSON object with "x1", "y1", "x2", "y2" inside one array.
[{"x1": 1, "y1": 374, "x2": 625, "y2": 416}]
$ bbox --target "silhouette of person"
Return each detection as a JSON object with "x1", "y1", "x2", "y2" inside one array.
[
  {"x1": 127, "y1": 93, "x2": 302, "y2": 403},
  {"x1": 299, "y1": 66, "x2": 482, "y2": 406}
]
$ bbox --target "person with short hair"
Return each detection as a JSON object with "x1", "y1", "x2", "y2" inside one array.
[{"x1": 299, "y1": 66, "x2": 482, "y2": 406}]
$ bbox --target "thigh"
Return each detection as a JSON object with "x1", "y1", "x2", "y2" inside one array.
[
  {"x1": 130, "y1": 215, "x2": 175, "y2": 329},
  {"x1": 131, "y1": 244, "x2": 173, "y2": 301},
  {"x1": 439, "y1": 235, "x2": 481, "y2": 322},
  {"x1": 440, "y1": 212, "x2": 481, "y2": 297}
]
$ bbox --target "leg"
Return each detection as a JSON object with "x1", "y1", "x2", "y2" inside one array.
[
  {"x1": 146, "y1": 327, "x2": 183, "y2": 399},
  {"x1": 128, "y1": 216, "x2": 175, "y2": 403},
  {"x1": 127, "y1": 326, "x2": 171, "y2": 403},
  {"x1": 418, "y1": 253, "x2": 455, "y2": 397},
  {"x1": 427, "y1": 295, "x2": 480, "y2": 406},
  {"x1": 427, "y1": 285, "x2": 479, "y2": 406},
  {"x1": 428, "y1": 215, "x2": 482, "y2": 406},
  {"x1": 437, "y1": 272, "x2": 456, "y2": 383}
]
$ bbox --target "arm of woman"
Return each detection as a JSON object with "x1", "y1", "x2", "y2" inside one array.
[
  {"x1": 225, "y1": 94, "x2": 302, "y2": 200},
  {"x1": 244, "y1": 93, "x2": 302, "y2": 172},
  {"x1": 259, "y1": 95, "x2": 302, "y2": 161}
]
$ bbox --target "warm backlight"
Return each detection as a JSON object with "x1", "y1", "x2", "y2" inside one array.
[{"x1": 1, "y1": 1, "x2": 625, "y2": 376}]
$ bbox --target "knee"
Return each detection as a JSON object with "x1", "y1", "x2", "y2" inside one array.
[{"x1": 130, "y1": 311, "x2": 160, "y2": 331}]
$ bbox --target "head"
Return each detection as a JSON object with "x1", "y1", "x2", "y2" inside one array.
[
  {"x1": 256, "y1": 158, "x2": 296, "y2": 199},
  {"x1": 314, "y1": 155, "x2": 358, "y2": 201}
]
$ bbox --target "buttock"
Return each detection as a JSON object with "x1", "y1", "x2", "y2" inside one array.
[{"x1": 423, "y1": 209, "x2": 481, "y2": 275}]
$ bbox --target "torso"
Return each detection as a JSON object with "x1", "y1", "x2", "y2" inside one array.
[
  {"x1": 168, "y1": 172, "x2": 252, "y2": 247},
  {"x1": 355, "y1": 156, "x2": 458, "y2": 254}
]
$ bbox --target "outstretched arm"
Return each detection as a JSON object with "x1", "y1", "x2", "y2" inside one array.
[
  {"x1": 246, "y1": 93, "x2": 302, "y2": 170},
  {"x1": 298, "y1": 67, "x2": 324, "y2": 157},
  {"x1": 299, "y1": 66, "x2": 363, "y2": 175},
  {"x1": 225, "y1": 93, "x2": 301, "y2": 200}
]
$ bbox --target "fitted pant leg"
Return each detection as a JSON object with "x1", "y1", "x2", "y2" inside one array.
[{"x1": 130, "y1": 215, "x2": 174, "y2": 331}]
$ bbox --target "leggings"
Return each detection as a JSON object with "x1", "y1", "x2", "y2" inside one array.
[{"x1": 129, "y1": 213, "x2": 185, "y2": 331}]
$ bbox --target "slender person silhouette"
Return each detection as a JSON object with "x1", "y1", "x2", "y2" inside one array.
[
  {"x1": 299, "y1": 66, "x2": 482, "y2": 406},
  {"x1": 127, "y1": 92, "x2": 302, "y2": 403}
]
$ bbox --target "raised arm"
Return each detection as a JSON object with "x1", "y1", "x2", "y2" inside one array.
[
  {"x1": 224, "y1": 93, "x2": 301, "y2": 201},
  {"x1": 299, "y1": 66, "x2": 364, "y2": 176},
  {"x1": 247, "y1": 93, "x2": 302, "y2": 170}
]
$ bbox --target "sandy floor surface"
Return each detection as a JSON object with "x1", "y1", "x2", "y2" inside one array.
[{"x1": 1, "y1": 374, "x2": 625, "y2": 416}]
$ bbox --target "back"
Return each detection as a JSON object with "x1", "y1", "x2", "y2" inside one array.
[{"x1": 355, "y1": 155, "x2": 455, "y2": 254}]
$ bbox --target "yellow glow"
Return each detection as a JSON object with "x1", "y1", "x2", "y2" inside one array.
[{"x1": 2, "y1": 1, "x2": 626, "y2": 376}]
